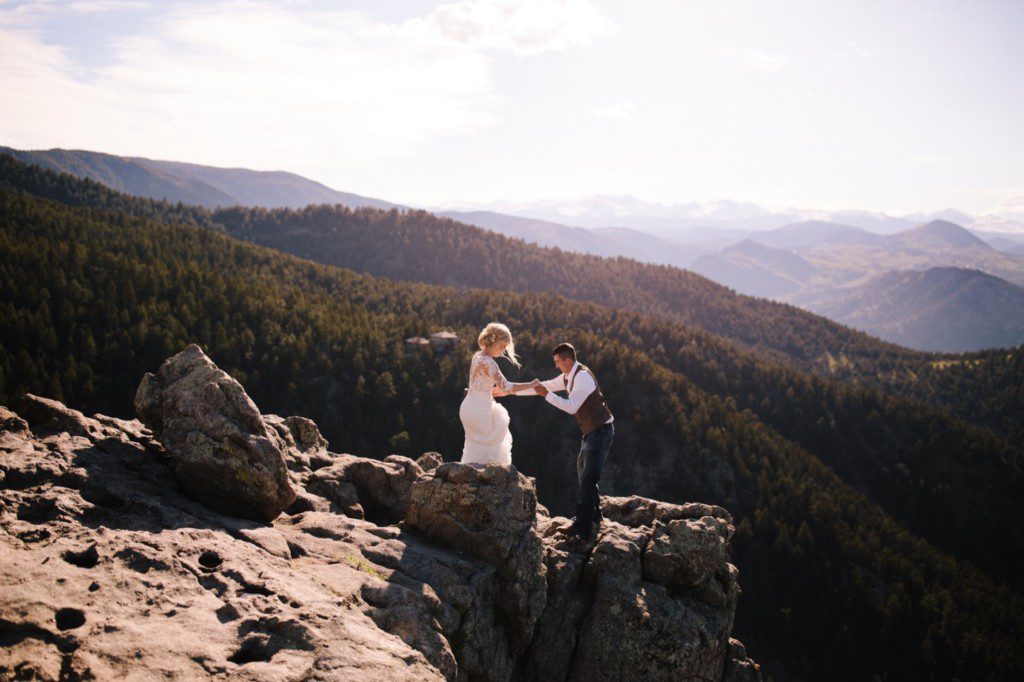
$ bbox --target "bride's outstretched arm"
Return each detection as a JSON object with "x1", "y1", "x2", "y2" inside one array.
[
  {"x1": 485, "y1": 358, "x2": 547, "y2": 396},
  {"x1": 505, "y1": 378, "x2": 551, "y2": 396},
  {"x1": 493, "y1": 381, "x2": 539, "y2": 397},
  {"x1": 516, "y1": 377, "x2": 563, "y2": 397},
  {"x1": 507, "y1": 381, "x2": 539, "y2": 393},
  {"x1": 485, "y1": 358, "x2": 534, "y2": 395}
]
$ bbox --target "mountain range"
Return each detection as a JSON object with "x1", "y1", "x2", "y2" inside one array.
[
  {"x1": 436, "y1": 196, "x2": 1024, "y2": 237},
  {"x1": 691, "y1": 220, "x2": 1024, "y2": 351},
  {"x1": 973, "y1": 231, "x2": 1024, "y2": 254},
  {"x1": 790, "y1": 266, "x2": 1024, "y2": 352},
  {"x1": 429, "y1": 209, "x2": 1024, "y2": 351},
  {"x1": 437, "y1": 210, "x2": 710, "y2": 269},
  {"x1": 5, "y1": 146, "x2": 1023, "y2": 353},
  {"x1": 690, "y1": 240, "x2": 819, "y2": 298}
]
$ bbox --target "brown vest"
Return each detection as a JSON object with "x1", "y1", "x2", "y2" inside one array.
[{"x1": 564, "y1": 364, "x2": 613, "y2": 436}]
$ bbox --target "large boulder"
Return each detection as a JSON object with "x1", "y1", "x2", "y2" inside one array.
[
  {"x1": 134, "y1": 344, "x2": 296, "y2": 521},
  {"x1": 603, "y1": 495, "x2": 736, "y2": 606},
  {"x1": 601, "y1": 495, "x2": 734, "y2": 530},
  {"x1": 407, "y1": 463, "x2": 547, "y2": 653}
]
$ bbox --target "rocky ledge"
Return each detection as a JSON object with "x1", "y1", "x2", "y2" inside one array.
[{"x1": 0, "y1": 345, "x2": 761, "y2": 681}]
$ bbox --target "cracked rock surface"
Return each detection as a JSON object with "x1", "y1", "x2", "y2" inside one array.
[{"x1": 1, "y1": 348, "x2": 761, "y2": 681}]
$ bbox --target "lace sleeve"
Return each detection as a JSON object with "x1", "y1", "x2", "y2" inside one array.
[
  {"x1": 484, "y1": 356, "x2": 513, "y2": 392},
  {"x1": 469, "y1": 353, "x2": 513, "y2": 393}
]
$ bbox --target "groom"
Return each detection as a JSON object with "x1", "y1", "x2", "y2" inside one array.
[{"x1": 529, "y1": 343, "x2": 614, "y2": 540}]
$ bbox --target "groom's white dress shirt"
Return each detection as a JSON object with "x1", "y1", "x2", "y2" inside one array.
[{"x1": 522, "y1": 361, "x2": 614, "y2": 424}]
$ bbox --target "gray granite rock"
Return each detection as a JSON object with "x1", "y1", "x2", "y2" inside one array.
[
  {"x1": 415, "y1": 451, "x2": 444, "y2": 472},
  {"x1": 264, "y1": 413, "x2": 330, "y2": 473},
  {"x1": 643, "y1": 515, "x2": 728, "y2": 590},
  {"x1": 0, "y1": 405, "x2": 29, "y2": 434},
  {"x1": 307, "y1": 454, "x2": 422, "y2": 523},
  {"x1": 407, "y1": 462, "x2": 547, "y2": 653},
  {"x1": 134, "y1": 344, "x2": 296, "y2": 521},
  {"x1": 524, "y1": 496, "x2": 742, "y2": 681},
  {"x1": 0, "y1": 400, "x2": 444, "y2": 681},
  {"x1": 723, "y1": 638, "x2": 765, "y2": 681}
]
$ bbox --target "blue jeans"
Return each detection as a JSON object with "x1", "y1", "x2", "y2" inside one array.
[{"x1": 574, "y1": 422, "x2": 614, "y2": 533}]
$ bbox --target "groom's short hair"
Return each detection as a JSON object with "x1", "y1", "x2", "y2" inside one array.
[{"x1": 552, "y1": 343, "x2": 576, "y2": 361}]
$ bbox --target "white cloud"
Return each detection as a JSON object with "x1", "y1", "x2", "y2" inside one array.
[
  {"x1": 417, "y1": 0, "x2": 614, "y2": 55},
  {"x1": 839, "y1": 40, "x2": 876, "y2": 60},
  {"x1": 0, "y1": 0, "x2": 149, "y2": 24},
  {"x1": 961, "y1": 188, "x2": 1024, "y2": 223},
  {"x1": 65, "y1": 1, "x2": 151, "y2": 13},
  {"x1": 0, "y1": 0, "x2": 612, "y2": 183},
  {"x1": 719, "y1": 45, "x2": 788, "y2": 71},
  {"x1": 596, "y1": 102, "x2": 634, "y2": 117},
  {"x1": 744, "y1": 49, "x2": 787, "y2": 70}
]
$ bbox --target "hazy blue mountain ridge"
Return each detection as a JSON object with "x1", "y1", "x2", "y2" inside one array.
[
  {"x1": 751, "y1": 220, "x2": 888, "y2": 251},
  {"x1": 792, "y1": 267, "x2": 1024, "y2": 352},
  {"x1": 439, "y1": 209, "x2": 707, "y2": 268},
  {"x1": 895, "y1": 219, "x2": 995, "y2": 251},
  {"x1": 693, "y1": 219, "x2": 1024, "y2": 350},
  {"x1": 690, "y1": 239, "x2": 820, "y2": 298}
]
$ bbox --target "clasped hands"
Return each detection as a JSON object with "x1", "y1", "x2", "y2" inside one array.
[{"x1": 491, "y1": 379, "x2": 548, "y2": 398}]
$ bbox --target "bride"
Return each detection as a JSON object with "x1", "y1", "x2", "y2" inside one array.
[{"x1": 460, "y1": 322, "x2": 535, "y2": 467}]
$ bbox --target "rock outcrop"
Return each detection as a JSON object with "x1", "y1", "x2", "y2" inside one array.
[
  {"x1": 134, "y1": 344, "x2": 296, "y2": 521},
  {"x1": 407, "y1": 463, "x2": 547, "y2": 655},
  {"x1": 1, "y1": 347, "x2": 762, "y2": 681},
  {"x1": 525, "y1": 498, "x2": 742, "y2": 681}
]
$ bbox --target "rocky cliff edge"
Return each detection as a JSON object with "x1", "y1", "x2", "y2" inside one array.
[{"x1": 0, "y1": 345, "x2": 762, "y2": 681}]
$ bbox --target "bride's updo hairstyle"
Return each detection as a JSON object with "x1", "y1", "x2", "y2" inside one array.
[{"x1": 478, "y1": 322, "x2": 521, "y2": 368}]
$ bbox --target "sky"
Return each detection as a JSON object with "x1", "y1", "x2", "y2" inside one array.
[{"x1": 1, "y1": 0, "x2": 1023, "y2": 217}]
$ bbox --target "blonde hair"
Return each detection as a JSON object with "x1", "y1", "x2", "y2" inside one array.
[{"x1": 477, "y1": 322, "x2": 521, "y2": 368}]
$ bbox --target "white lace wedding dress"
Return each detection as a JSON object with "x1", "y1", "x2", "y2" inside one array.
[{"x1": 460, "y1": 352, "x2": 514, "y2": 466}]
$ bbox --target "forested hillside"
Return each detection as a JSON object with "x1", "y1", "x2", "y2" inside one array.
[
  {"x1": 2, "y1": 166, "x2": 1024, "y2": 679},
  {"x1": 213, "y1": 203, "x2": 916, "y2": 368},
  {"x1": 837, "y1": 347, "x2": 1024, "y2": 446},
  {"x1": 0, "y1": 152, "x2": 910, "y2": 370}
]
